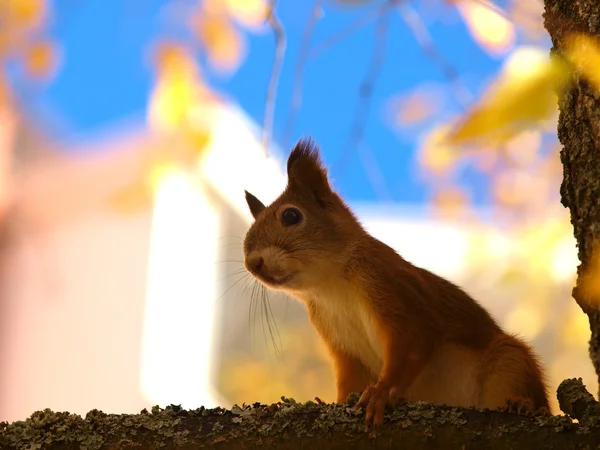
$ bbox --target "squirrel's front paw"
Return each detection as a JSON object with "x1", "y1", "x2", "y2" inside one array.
[{"x1": 356, "y1": 381, "x2": 399, "y2": 431}]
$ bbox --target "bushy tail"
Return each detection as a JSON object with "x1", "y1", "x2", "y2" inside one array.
[{"x1": 477, "y1": 332, "x2": 550, "y2": 413}]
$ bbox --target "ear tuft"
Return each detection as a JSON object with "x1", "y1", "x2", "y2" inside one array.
[
  {"x1": 287, "y1": 137, "x2": 324, "y2": 175},
  {"x1": 245, "y1": 190, "x2": 266, "y2": 219},
  {"x1": 286, "y1": 137, "x2": 332, "y2": 206}
]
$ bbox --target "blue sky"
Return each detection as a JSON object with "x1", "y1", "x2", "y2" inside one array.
[{"x1": 19, "y1": 0, "x2": 536, "y2": 205}]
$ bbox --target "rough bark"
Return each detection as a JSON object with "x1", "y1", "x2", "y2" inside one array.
[
  {"x1": 1, "y1": 381, "x2": 600, "y2": 450},
  {"x1": 543, "y1": 0, "x2": 600, "y2": 395}
]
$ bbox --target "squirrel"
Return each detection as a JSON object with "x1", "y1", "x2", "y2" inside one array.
[{"x1": 242, "y1": 137, "x2": 550, "y2": 429}]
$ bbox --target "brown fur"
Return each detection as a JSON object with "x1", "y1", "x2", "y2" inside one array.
[{"x1": 243, "y1": 138, "x2": 550, "y2": 428}]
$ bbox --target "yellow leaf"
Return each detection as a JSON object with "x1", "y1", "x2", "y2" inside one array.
[
  {"x1": 225, "y1": 0, "x2": 268, "y2": 30},
  {"x1": 192, "y1": 11, "x2": 245, "y2": 72},
  {"x1": 564, "y1": 33, "x2": 600, "y2": 94},
  {"x1": 149, "y1": 73, "x2": 197, "y2": 130},
  {"x1": 454, "y1": 0, "x2": 515, "y2": 56},
  {"x1": 23, "y1": 39, "x2": 57, "y2": 78},
  {"x1": 445, "y1": 47, "x2": 570, "y2": 145},
  {"x1": 148, "y1": 43, "x2": 204, "y2": 131}
]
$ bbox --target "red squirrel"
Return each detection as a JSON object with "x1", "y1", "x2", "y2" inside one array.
[{"x1": 242, "y1": 138, "x2": 550, "y2": 429}]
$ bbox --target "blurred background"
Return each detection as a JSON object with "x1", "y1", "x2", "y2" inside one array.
[{"x1": 0, "y1": 0, "x2": 592, "y2": 422}]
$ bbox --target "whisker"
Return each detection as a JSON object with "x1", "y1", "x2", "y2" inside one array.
[
  {"x1": 216, "y1": 235, "x2": 244, "y2": 241},
  {"x1": 214, "y1": 273, "x2": 249, "y2": 305},
  {"x1": 215, "y1": 268, "x2": 247, "y2": 284},
  {"x1": 263, "y1": 288, "x2": 283, "y2": 358}
]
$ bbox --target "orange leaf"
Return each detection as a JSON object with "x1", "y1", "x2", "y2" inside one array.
[
  {"x1": 23, "y1": 39, "x2": 57, "y2": 78},
  {"x1": 192, "y1": 11, "x2": 245, "y2": 72},
  {"x1": 4, "y1": 0, "x2": 47, "y2": 29},
  {"x1": 152, "y1": 42, "x2": 197, "y2": 76},
  {"x1": 391, "y1": 88, "x2": 442, "y2": 127}
]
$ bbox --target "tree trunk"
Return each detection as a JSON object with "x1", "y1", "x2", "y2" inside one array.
[{"x1": 543, "y1": 0, "x2": 600, "y2": 397}]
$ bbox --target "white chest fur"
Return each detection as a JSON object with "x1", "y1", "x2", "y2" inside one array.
[{"x1": 306, "y1": 284, "x2": 383, "y2": 375}]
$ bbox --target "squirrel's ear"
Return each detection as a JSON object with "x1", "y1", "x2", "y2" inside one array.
[
  {"x1": 245, "y1": 190, "x2": 266, "y2": 219},
  {"x1": 287, "y1": 137, "x2": 332, "y2": 206}
]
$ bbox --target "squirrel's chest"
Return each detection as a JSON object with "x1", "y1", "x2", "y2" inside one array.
[{"x1": 306, "y1": 288, "x2": 383, "y2": 374}]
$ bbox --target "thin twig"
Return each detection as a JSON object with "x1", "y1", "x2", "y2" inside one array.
[
  {"x1": 281, "y1": 0, "x2": 323, "y2": 149},
  {"x1": 397, "y1": 3, "x2": 473, "y2": 109},
  {"x1": 332, "y1": 2, "x2": 392, "y2": 179},
  {"x1": 262, "y1": 0, "x2": 286, "y2": 155},
  {"x1": 308, "y1": 2, "x2": 385, "y2": 60},
  {"x1": 357, "y1": 141, "x2": 393, "y2": 201}
]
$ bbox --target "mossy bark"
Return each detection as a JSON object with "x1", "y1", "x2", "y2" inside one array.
[
  {"x1": 543, "y1": 0, "x2": 600, "y2": 396},
  {"x1": 1, "y1": 384, "x2": 600, "y2": 450}
]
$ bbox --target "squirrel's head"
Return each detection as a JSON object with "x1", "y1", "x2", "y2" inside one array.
[{"x1": 243, "y1": 138, "x2": 361, "y2": 294}]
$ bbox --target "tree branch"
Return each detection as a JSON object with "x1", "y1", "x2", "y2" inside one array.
[
  {"x1": 2, "y1": 394, "x2": 599, "y2": 450},
  {"x1": 308, "y1": 2, "x2": 386, "y2": 60},
  {"x1": 281, "y1": 0, "x2": 323, "y2": 149},
  {"x1": 262, "y1": 0, "x2": 286, "y2": 155},
  {"x1": 332, "y1": 2, "x2": 392, "y2": 183},
  {"x1": 396, "y1": 3, "x2": 472, "y2": 110}
]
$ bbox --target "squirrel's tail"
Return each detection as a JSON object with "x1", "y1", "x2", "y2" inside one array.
[{"x1": 476, "y1": 332, "x2": 551, "y2": 414}]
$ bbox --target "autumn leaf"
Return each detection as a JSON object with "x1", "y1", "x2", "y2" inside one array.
[
  {"x1": 3, "y1": 0, "x2": 47, "y2": 29},
  {"x1": 454, "y1": 0, "x2": 515, "y2": 57},
  {"x1": 445, "y1": 47, "x2": 571, "y2": 146},
  {"x1": 564, "y1": 33, "x2": 600, "y2": 94},
  {"x1": 23, "y1": 39, "x2": 57, "y2": 78},
  {"x1": 191, "y1": 10, "x2": 245, "y2": 72},
  {"x1": 149, "y1": 72, "x2": 197, "y2": 131},
  {"x1": 152, "y1": 42, "x2": 196, "y2": 76},
  {"x1": 390, "y1": 87, "x2": 443, "y2": 127},
  {"x1": 148, "y1": 43, "x2": 203, "y2": 131}
]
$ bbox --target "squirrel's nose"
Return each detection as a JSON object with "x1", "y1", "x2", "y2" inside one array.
[{"x1": 248, "y1": 255, "x2": 264, "y2": 274}]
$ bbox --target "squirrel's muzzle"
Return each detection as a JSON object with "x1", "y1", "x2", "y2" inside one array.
[{"x1": 246, "y1": 255, "x2": 264, "y2": 275}]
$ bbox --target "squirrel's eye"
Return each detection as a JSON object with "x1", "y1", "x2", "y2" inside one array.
[{"x1": 281, "y1": 208, "x2": 302, "y2": 227}]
